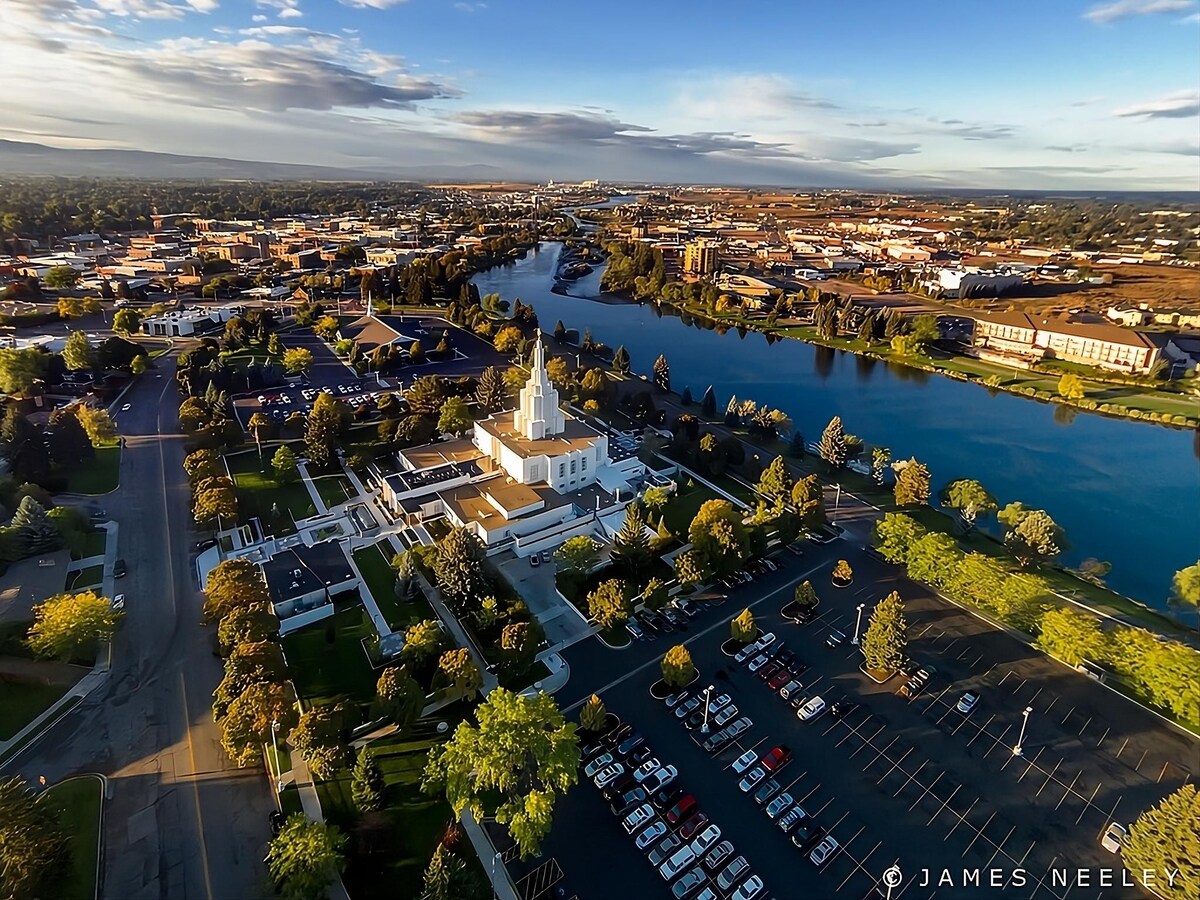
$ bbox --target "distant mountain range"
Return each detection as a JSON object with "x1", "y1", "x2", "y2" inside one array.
[{"x1": 0, "y1": 139, "x2": 505, "y2": 182}]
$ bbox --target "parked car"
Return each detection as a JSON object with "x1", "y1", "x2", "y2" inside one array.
[
  {"x1": 113, "y1": 559, "x2": 128, "y2": 578},
  {"x1": 584, "y1": 753, "x2": 615, "y2": 778},
  {"x1": 642, "y1": 765, "x2": 678, "y2": 795},
  {"x1": 711, "y1": 704, "x2": 739, "y2": 728},
  {"x1": 825, "y1": 630, "x2": 846, "y2": 649},
  {"x1": 798, "y1": 696, "x2": 827, "y2": 721},
  {"x1": 1101, "y1": 822, "x2": 1128, "y2": 854},
  {"x1": 779, "y1": 679, "x2": 803, "y2": 700},
  {"x1": 791, "y1": 821, "x2": 825, "y2": 849},
  {"x1": 767, "y1": 669, "x2": 791, "y2": 691},
  {"x1": 702, "y1": 840, "x2": 734, "y2": 873},
  {"x1": 675, "y1": 696, "x2": 703, "y2": 719},
  {"x1": 666, "y1": 795, "x2": 698, "y2": 826},
  {"x1": 529, "y1": 553, "x2": 542, "y2": 568},
  {"x1": 665, "y1": 689, "x2": 692, "y2": 709},
  {"x1": 679, "y1": 812, "x2": 710, "y2": 841},
  {"x1": 111, "y1": 593, "x2": 125, "y2": 611},
  {"x1": 593, "y1": 763, "x2": 626, "y2": 789},
  {"x1": 658, "y1": 845, "x2": 697, "y2": 881},
  {"x1": 809, "y1": 835, "x2": 840, "y2": 867},
  {"x1": 829, "y1": 700, "x2": 858, "y2": 719},
  {"x1": 671, "y1": 868, "x2": 708, "y2": 900},
  {"x1": 636, "y1": 820, "x2": 668, "y2": 850},
  {"x1": 752, "y1": 779, "x2": 781, "y2": 806},
  {"x1": 617, "y1": 732, "x2": 646, "y2": 757},
  {"x1": 632, "y1": 758, "x2": 663, "y2": 783},
  {"x1": 628, "y1": 744, "x2": 654, "y2": 766},
  {"x1": 956, "y1": 691, "x2": 980, "y2": 715},
  {"x1": 602, "y1": 774, "x2": 636, "y2": 802},
  {"x1": 610, "y1": 787, "x2": 649, "y2": 817},
  {"x1": 652, "y1": 785, "x2": 685, "y2": 812},
  {"x1": 732, "y1": 875, "x2": 765, "y2": 900},
  {"x1": 737, "y1": 767, "x2": 765, "y2": 793},
  {"x1": 689, "y1": 823, "x2": 722, "y2": 857},
  {"x1": 648, "y1": 834, "x2": 684, "y2": 867},
  {"x1": 622, "y1": 803, "x2": 656, "y2": 835},
  {"x1": 760, "y1": 745, "x2": 791, "y2": 772},
  {"x1": 732, "y1": 750, "x2": 758, "y2": 774},
  {"x1": 777, "y1": 806, "x2": 808, "y2": 833},
  {"x1": 747, "y1": 654, "x2": 770, "y2": 673},
  {"x1": 604, "y1": 724, "x2": 633, "y2": 749},
  {"x1": 716, "y1": 857, "x2": 751, "y2": 893},
  {"x1": 756, "y1": 662, "x2": 782, "y2": 682},
  {"x1": 765, "y1": 792, "x2": 794, "y2": 819}
]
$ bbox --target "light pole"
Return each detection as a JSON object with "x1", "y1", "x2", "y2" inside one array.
[
  {"x1": 270, "y1": 719, "x2": 283, "y2": 794},
  {"x1": 491, "y1": 850, "x2": 502, "y2": 900},
  {"x1": 834, "y1": 483, "x2": 842, "y2": 511},
  {"x1": 1013, "y1": 706, "x2": 1033, "y2": 757},
  {"x1": 700, "y1": 684, "x2": 715, "y2": 733},
  {"x1": 852, "y1": 602, "x2": 866, "y2": 646}
]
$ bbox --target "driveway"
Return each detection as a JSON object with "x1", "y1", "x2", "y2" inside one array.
[{"x1": 497, "y1": 554, "x2": 592, "y2": 648}]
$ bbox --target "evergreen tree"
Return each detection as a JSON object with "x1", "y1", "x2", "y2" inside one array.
[
  {"x1": 475, "y1": 366, "x2": 507, "y2": 412},
  {"x1": 893, "y1": 458, "x2": 931, "y2": 507},
  {"x1": 611, "y1": 503, "x2": 651, "y2": 574},
  {"x1": 612, "y1": 345, "x2": 630, "y2": 374},
  {"x1": 305, "y1": 393, "x2": 343, "y2": 470},
  {"x1": 730, "y1": 608, "x2": 757, "y2": 643},
  {"x1": 12, "y1": 496, "x2": 61, "y2": 554},
  {"x1": 46, "y1": 407, "x2": 94, "y2": 468},
  {"x1": 580, "y1": 694, "x2": 607, "y2": 732},
  {"x1": 661, "y1": 644, "x2": 695, "y2": 688},
  {"x1": 818, "y1": 416, "x2": 847, "y2": 469},
  {"x1": 553, "y1": 320, "x2": 567, "y2": 343},
  {"x1": 680, "y1": 386, "x2": 693, "y2": 406},
  {"x1": 700, "y1": 385, "x2": 717, "y2": 417},
  {"x1": 351, "y1": 748, "x2": 385, "y2": 813},
  {"x1": 756, "y1": 455, "x2": 793, "y2": 505},
  {"x1": 862, "y1": 591, "x2": 908, "y2": 673},
  {"x1": 652, "y1": 354, "x2": 670, "y2": 391}
]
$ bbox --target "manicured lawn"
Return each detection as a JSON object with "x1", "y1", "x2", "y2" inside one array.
[
  {"x1": 70, "y1": 530, "x2": 107, "y2": 561},
  {"x1": 227, "y1": 450, "x2": 316, "y2": 535},
  {"x1": 0, "y1": 678, "x2": 70, "y2": 740},
  {"x1": 312, "y1": 471, "x2": 356, "y2": 510},
  {"x1": 66, "y1": 565, "x2": 103, "y2": 590},
  {"x1": 661, "y1": 482, "x2": 722, "y2": 536},
  {"x1": 352, "y1": 542, "x2": 434, "y2": 632},
  {"x1": 280, "y1": 598, "x2": 379, "y2": 710},
  {"x1": 42, "y1": 775, "x2": 103, "y2": 900},
  {"x1": 66, "y1": 445, "x2": 120, "y2": 495}
]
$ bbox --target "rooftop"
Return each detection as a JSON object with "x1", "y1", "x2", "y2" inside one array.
[
  {"x1": 260, "y1": 540, "x2": 356, "y2": 605},
  {"x1": 475, "y1": 411, "x2": 603, "y2": 459}
]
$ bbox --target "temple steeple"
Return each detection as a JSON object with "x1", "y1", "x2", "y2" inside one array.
[{"x1": 513, "y1": 335, "x2": 565, "y2": 440}]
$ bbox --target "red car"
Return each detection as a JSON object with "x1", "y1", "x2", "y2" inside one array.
[
  {"x1": 666, "y1": 794, "x2": 698, "y2": 826},
  {"x1": 761, "y1": 745, "x2": 792, "y2": 772},
  {"x1": 679, "y1": 812, "x2": 711, "y2": 841},
  {"x1": 767, "y1": 669, "x2": 792, "y2": 691}
]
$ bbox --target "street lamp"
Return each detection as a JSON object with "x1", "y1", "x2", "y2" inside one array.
[
  {"x1": 834, "y1": 483, "x2": 842, "y2": 511},
  {"x1": 851, "y1": 603, "x2": 866, "y2": 646},
  {"x1": 699, "y1": 684, "x2": 715, "y2": 733},
  {"x1": 491, "y1": 851, "x2": 502, "y2": 900},
  {"x1": 1013, "y1": 706, "x2": 1033, "y2": 757},
  {"x1": 270, "y1": 720, "x2": 283, "y2": 794}
]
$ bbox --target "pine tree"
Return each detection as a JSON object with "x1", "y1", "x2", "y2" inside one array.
[
  {"x1": 730, "y1": 608, "x2": 757, "y2": 643},
  {"x1": 857, "y1": 310, "x2": 876, "y2": 343},
  {"x1": 862, "y1": 591, "x2": 908, "y2": 674},
  {"x1": 611, "y1": 503, "x2": 650, "y2": 575},
  {"x1": 580, "y1": 694, "x2": 607, "y2": 732},
  {"x1": 351, "y1": 748, "x2": 385, "y2": 813},
  {"x1": 476, "y1": 367, "x2": 506, "y2": 412},
  {"x1": 700, "y1": 385, "x2": 717, "y2": 417},
  {"x1": 818, "y1": 416, "x2": 847, "y2": 469},
  {"x1": 612, "y1": 345, "x2": 630, "y2": 374},
  {"x1": 884, "y1": 308, "x2": 905, "y2": 339},
  {"x1": 652, "y1": 354, "x2": 670, "y2": 391},
  {"x1": 893, "y1": 458, "x2": 931, "y2": 507},
  {"x1": 12, "y1": 497, "x2": 61, "y2": 554},
  {"x1": 553, "y1": 320, "x2": 567, "y2": 343},
  {"x1": 680, "y1": 386, "x2": 692, "y2": 406},
  {"x1": 756, "y1": 455, "x2": 793, "y2": 505}
]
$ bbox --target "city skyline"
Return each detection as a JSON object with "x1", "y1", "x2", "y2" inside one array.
[{"x1": 5, "y1": 0, "x2": 1200, "y2": 189}]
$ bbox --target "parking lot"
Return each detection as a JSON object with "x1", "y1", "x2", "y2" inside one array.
[{"x1": 527, "y1": 537, "x2": 1197, "y2": 900}]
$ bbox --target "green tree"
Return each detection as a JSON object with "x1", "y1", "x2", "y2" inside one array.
[
  {"x1": 642, "y1": 486, "x2": 670, "y2": 515},
  {"x1": 909, "y1": 314, "x2": 940, "y2": 347},
  {"x1": 905, "y1": 532, "x2": 962, "y2": 588},
  {"x1": 423, "y1": 688, "x2": 579, "y2": 859},
  {"x1": 661, "y1": 644, "x2": 695, "y2": 688},
  {"x1": 476, "y1": 366, "x2": 507, "y2": 412},
  {"x1": 57, "y1": 295, "x2": 83, "y2": 319},
  {"x1": 1122, "y1": 784, "x2": 1199, "y2": 899},
  {"x1": 216, "y1": 603, "x2": 279, "y2": 652},
  {"x1": 203, "y1": 557, "x2": 270, "y2": 622},
  {"x1": 893, "y1": 458, "x2": 931, "y2": 507},
  {"x1": 641, "y1": 576, "x2": 668, "y2": 611},
  {"x1": 1170, "y1": 562, "x2": 1200, "y2": 617},
  {"x1": 940, "y1": 479, "x2": 997, "y2": 533},
  {"x1": 130, "y1": 354, "x2": 148, "y2": 375},
  {"x1": 184, "y1": 448, "x2": 221, "y2": 482},
  {"x1": 220, "y1": 681, "x2": 297, "y2": 767},
  {"x1": 612, "y1": 345, "x2": 630, "y2": 374},
  {"x1": 555, "y1": 535, "x2": 600, "y2": 576},
  {"x1": 437, "y1": 647, "x2": 482, "y2": 698},
  {"x1": 271, "y1": 445, "x2": 299, "y2": 483},
  {"x1": 652, "y1": 354, "x2": 670, "y2": 391},
  {"x1": 74, "y1": 404, "x2": 117, "y2": 444},
  {"x1": 0, "y1": 776, "x2": 69, "y2": 900},
  {"x1": 305, "y1": 392, "x2": 344, "y2": 469},
  {"x1": 62, "y1": 330, "x2": 93, "y2": 371},
  {"x1": 756, "y1": 455, "x2": 793, "y2": 505},
  {"x1": 818, "y1": 416, "x2": 846, "y2": 469},
  {"x1": 112, "y1": 308, "x2": 142, "y2": 335},
  {"x1": 579, "y1": 694, "x2": 607, "y2": 732},
  {"x1": 212, "y1": 640, "x2": 288, "y2": 718},
  {"x1": 313, "y1": 315, "x2": 340, "y2": 340},
  {"x1": 46, "y1": 407, "x2": 94, "y2": 468},
  {"x1": 493, "y1": 326, "x2": 523, "y2": 353},
  {"x1": 688, "y1": 499, "x2": 748, "y2": 574},
  {"x1": 433, "y1": 528, "x2": 489, "y2": 614},
  {"x1": 995, "y1": 573, "x2": 1052, "y2": 631},
  {"x1": 289, "y1": 705, "x2": 348, "y2": 779},
  {"x1": 673, "y1": 549, "x2": 707, "y2": 587},
  {"x1": 871, "y1": 447, "x2": 891, "y2": 485},
  {"x1": 376, "y1": 665, "x2": 424, "y2": 733},
  {"x1": 351, "y1": 748, "x2": 385, "y2": 813},
  {"x1": 247, "y1": 411, "x2": 272, "y2": 462},
  {"x1": 26, "y1": 590, "x2": 114, "y2": 662},
  {"x1": 730, "y1": 607, "x2": 757, "y2": 643},
  {"x1": 945, "y1": 553, "x2": 1007, "y2": 613},
  {"x1": 193, "y1": 478, "x2": 238, "y2": 525},
  {"x1": 586, "y1": 579, "x2": 632, "y2": 629},
  {"x1": 0, "y1": 348, "x2": 46, "y2": 395},
  {"x1": 1057, "y1": 372, "x2": 1085, "y2": 400},
  {"x1": 1005, "y1": 509, "x2": 1063, "y2": 567},
  {"x1": 265, "y1": 815, "x2": 346, "y2": 900},
  {"x1": 402, "y1": 619, "x2": 446, "y2": 667},
  {"x1": 873, "y1": 513, "x2": 928, "y2": 563},
  {"x1": 861, "y1": 591, "x2": 908, "y2": 674},
  {"x1": 44, "y1": 265, "x2": 80, "y2": 289},
  {"x1": 1035, "y1": 607, "x2": 1105, "y2": 666},
  {"x1": 437, "y1": 396, "x2": 473, "y2": 436},
  {"x1": 832, "y1": 559, "x2": 853, "y2": 584},
  {"x1": 12, "y1": 497, "x2": 62, "y2": 554},
  {"x1": 611, "y1": 503, "x2": 651, "y2": 575},
  {"x1": 419, "y1": 843, "x2": 481, "y2": 900},
  {"x1": 794, "y1": 580, "x2": 818, "y2": 609},
  {"x1": 790, "y1": 474, "x2": 826, "y2": 530},
  {"x1": 283, "y1": 347, "x2": 314, "y2": 375}
]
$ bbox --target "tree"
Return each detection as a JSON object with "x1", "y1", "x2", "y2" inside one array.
[
  {"x1": 1006, "y1": 509, "x2": 1063, "y2": 567},
  {"x1": 305, "y1": 392, "x2": 343, "y2": 469},
  {"x1": 499, "y1": 621, "x2": 536, "y2": 674},
  {"x1": 130, "y1": 354, "x2": 148, "y2": 375},
  {"x1": 216, "y1": 603, "x2": 279, "y2": 652},
  {"x1": 376, "y1": 665, "x2": 423, "y2": 733},
  {"x1": 940, "y1": 479, "x2": 997, "y2": 533},
  {"x1": 476, "y1": 366, "x2": 507, "y2": 412},
  {"x1": 587, "y1": 579, "x2": 632, "y2": 629},
  {"x1": 12, "y1": 497, "x2": 61, "y2": 554},
  {"x1": 832, "y1": 559, "x2": 853, "y2": 584},
  {"x1": 871, "y1": 447, "x2": 891, "y2": 485},
  {"x1": 290, "y1": 705, "x2": 349, "y2": 779},
  {"x1": 44, "y1": 265, "x2": 80, "y2": 289},
  {"x1": 1123, "y1": 784, "x2": 1199, "y2": 899},
  {"x1": 184, "y1": 448, "x2": 220, "y2": 482},
  {"x1": 652, "y1": 354, "x2": 670, "y2": 391},
  {"x1": 424, "y1": 688, "x2": 579, "y2": 858},
  {"x1": 402, "y1": 619, "x2": 446, "y2": 666},
  {"x1": 794, "y1": 580, "x2": 818, "y2": 609},
  {"x1": 437, "y1": 396, "x2": 473, "y2": 436},
  {"x1": 437, "y1": 647, "x2": 482, "y2": 698},
  {"x1": 555, "y1": 535, "x2": 599, "y2": 576},
  {"x1": 26, "y1": 590, "x2": 120, "y2": 660},
  {"x1": 247, "y1": 411, "x2": 272, "y2": 462},
  {"x1": 203, "y1": 557, "x2": 270, "y2": 621},
  {"x1": 1057, "y1": 373, "x2": 1085, "y2": 401},
  {"x1": 893, "y1": 458, "x2": 930, "y2": 507},
  {"x1": 1170, "y1": 563, "x2": 1200, "y2": 617},
  {"x1": 0, "y1": 776, "x2": 69, "y2": 900},
  {"x1": 674, "y1": 548, "x2": 707, "y2": 587},
  {"x1": 351, "y1": 748, "x2": 385, "y2": 813},
  {"x1": 700, "y1": 385, "x2": 717, "y2": 417},
  {"x1": 62, "y1": 330, "x2": 93, "y2": 371},
  {"x1": 112, "y1": 308, "x2": 142, "y2": 335},
  {"x1": 272, "y1": 445, "x2": 299, "y2": 482},
  {"x1": 56, "y1": 295, "x2": 83, "y2": 319},
  {"x1": 756, "y1": 455, "x2": 793, "y2": 505},
  {"x1": 46, "y1": 407, "x2": 93, "y2": 468},
  {"x1": 612, "y1": 345, "x2": 630, "y2": 374},
  {"x1": 433, "y1": 528, "x2": 489, "y2": 613},
  {"x1": 194, "y1": 478, "x2": 237, "y2": 524},
  {"x1": 873, "y1": 513, "x2": 927, "y2": 563},
  {"x1": 74, "y1": 404, "x2": 117, "y2": 444},
  {"x1": 910, "y1": 314, "x2": 940, "y2": 347},
  {"x1": 688, "y1": 499, "x2": 748, "y2": 574},
  {"x1": 818, "y1": 416, "x2": 846, "y2": 469},
  {"x1": 790, "y1": 475, "x2": 825, "y2": 530},
  {"x1": 212, "y1": 640, "x2": 288, "y2": 718},
  {"x1": 905, "y1": 532, "x2": 961, "y2": 588},
  {"x1": 861, "y1": 591, "x2": 908, "y2": 674},
  {"x1": 641, "y1": 576, "x2": 668, "y2": 611},
  {"x1": 0, "y1": 348, "x2": 46, "y2": 395},
  {"x1": 220, "y1": 681, "x2": 297, "y2": 767},
  {"x1": 611, "y1": 503, "x2": 651, "y2": 575},
  {"x1": 419, "y1": 843, "x2": 481, "y2": 900},
  {"x1": 283, "y1": 347, "x2": 314, "y2": 375},
  {"x1": 731, "y1": 608, "x2": 757, "y2": 643},
  {"x1": 661, "y1": 644, "x2": 695, "y2": 688},
  {"x1": 1035, "y1": 608, "x2": 1105, "y2": 666},
  {"x1": 265, "y1": 815, "x2": 346, "y2": 900},
  {"x1": 580, "y1": 694, "x2": 607, "y2": 732},
  {"x1": 493, "y1": 326, "x2": 523, "y2": 353}
]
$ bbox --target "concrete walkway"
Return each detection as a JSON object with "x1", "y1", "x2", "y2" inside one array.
[{"x1": 288, "y1": 754, "x2": 351, "y2": 900}]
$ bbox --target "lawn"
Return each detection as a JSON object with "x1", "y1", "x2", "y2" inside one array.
[
  {"x1": 70, "y1": 530, "x2": 107, "y2": 561},
  {"x1": 0, "y1": 678, "x2": 70, "y2": 740},
  {"x1": 352, "y1": 542, "x2": 434, "y2": 632},
  {"x1": 660, "y1": 481, "x2": 723, "y2": 536},
  {"x1": 311, "y1": 471, "x2": 356, "y2": 510},
  {"x1": 42, "y1": 775, "x2": 103, "y2": 900},
  {"x1": 66, "y1": 565, "x2": 103, "y2": 590},
  {"x1": 280, "y1": 597, "x2": 379, "y2": 712},
  {"x1": 66, "y1": 444, "x2": 120, "y2": 495},
  {"x1": 227, "y1": 450, "x2": 316, "y2": 535}
]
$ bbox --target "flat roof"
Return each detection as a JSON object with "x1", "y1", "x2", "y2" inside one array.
[
  {"x1": 260, "y1": 540, "x2": 355, "y2": 605},
  {"x1": 400, "y1": 439, "x2": 484, "y2": 470},
  {"x1": 475, "y1": 412, "x2": 602, "y2": 459}
]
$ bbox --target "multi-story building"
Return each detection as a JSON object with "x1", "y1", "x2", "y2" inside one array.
[{"x1": 682, "y1": 239, "x2": 719, "y2": 276}]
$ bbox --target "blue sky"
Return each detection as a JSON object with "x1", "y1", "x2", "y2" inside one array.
[{"x1": 6, "y1": 0, "x2": 1199, "y2": 188}]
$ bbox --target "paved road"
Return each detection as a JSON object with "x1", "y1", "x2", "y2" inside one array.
[{"x1": 7, "y1": 354, "x2": 273, "y2": 900}]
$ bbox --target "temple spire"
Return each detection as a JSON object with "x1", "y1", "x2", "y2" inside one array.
[{"x1": 513, "y1": 333, "x2": 564, "y2": 439}]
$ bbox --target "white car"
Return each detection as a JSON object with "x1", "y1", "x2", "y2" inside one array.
[
  {"x1": 756, "y1": 632, "x2": 776, "y2": 651},
  {"x1": 111, "y1": 593, "x2": 126, "y2": 611},
  {"x1": 659, "y1": 845, "x2": 698, "y2": 881},
  {"x1": 689, "y1": 823, "x2": 722, "y2": 856},
  {"x1": 732, "y1": 875, "x2": 764, "y2": 900},
  {"x1": 956, "y1": 691, "x2": 980, "y2": 715},
  {"x1": 593, "y1": 763, "x2": 625, "y2": 789},
  {"x1": 798, "y1": 696, "x2": 827, "y2": 721},
  {"x1": 1101, "y1": 822, "x2": 1128, "y2": 853},
  {"x1": 712, "y1": 704, "x2": 739, "y2": 727},
  {"x1": 765, "y1": 792, "x2": 794, "y2": 819},
  {"x1": 120, "y1": 403, "x2": 131, "y2": 412},
  {"x1": 731, "y1": 750, "x2": 757, "y2": 774},
  {"x1": 809, "y1": 835, "x2": 840, "y2": 867},
  {"x1": 706, "y1": 694, "x2": 732, "y2": 714},
  {"x1": 633, "y1": 759, "x2": 663, "y2": 783},
  {"x1": 716, "y1": 857, "x2": 750, "y2": 893},
  {"x1": 642, "y1": 765, "x2": 678, "y2": 794},
  {"x1": 672, "y1": 867, "x2": 708, "y2": 900},
  {"x1": 738, "y1": 767, "x2": 766, "y2": 792},
  {"x1": 675, "y1": 696, "x2": 703, "y2": 719},
  {"x1": 583, "y1": 753, "x2": 614, "y2": 778},
  {"x1": 734, "y1": 640, "x2": 762, "y2": 664},
  {"x1": 747, "y1": 654, "x2": 770, "y2": 673},
  {"x1": 635, "y1": 820, "x2": 668, "y2": 850},
  {"x1": 622, "y1": 803, "x2": 656, "y2": 835}
]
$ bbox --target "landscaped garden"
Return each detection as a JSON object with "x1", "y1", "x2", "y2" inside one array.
[
  {"x1": 66, "y1": 444, "x2": 121, "y2": 495},
  {"x1": 352, "y1": 541, "x2": 436, "y2": 632},
  {"x1": 41, "y1": 775, "x2": 103, "y2": 900},
  {"x1": 70, "y1": 530, "x2": 107, "y2": 561},
  {"x1": 280, "y1": 596, "x2": 379, "y2": 713},
  {"x1": 65, "y1": 565, "x2": 103, "y2": 591},
  {"x1": 0, "y1": 677, "x2": 70, "y2": 740},
  {"x1": 227, "y1": 449, "x2": 317, "y2": 535}
]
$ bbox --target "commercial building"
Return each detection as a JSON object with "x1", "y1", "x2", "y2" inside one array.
[
  {"x1": 970, "y1": 311, "x2": 1161, "y2": 374},
  {"x1": 683, "y1": 239, "x2": 719, "y2": 276}
]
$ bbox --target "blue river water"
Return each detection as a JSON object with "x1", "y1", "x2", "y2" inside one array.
[{"x1": 473, "y1": 239, "x2": 1199, "y2": 613}]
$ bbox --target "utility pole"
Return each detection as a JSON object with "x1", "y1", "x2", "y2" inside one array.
[
  {"x1": 1013, "y1": 706, "x2": 1033, "y2": 756},
  {"x1": 852, "y1": 603, "x2": 866, "y2": 646}
]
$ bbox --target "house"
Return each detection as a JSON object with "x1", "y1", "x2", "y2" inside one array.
[
  {"x1": 970, "y1": 311, "x2": 1162, "y2": 374},
  {"x1": 259, "y1": 540, "x2": 358, "y2": 632}
]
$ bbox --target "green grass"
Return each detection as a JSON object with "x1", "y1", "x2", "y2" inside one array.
[
  {"x1": 312, "y1": 472, "x2": 356, "y2": 510},
  {"x1": 66, "y1": 565, "x2": 103, "y2": 590},
  {"x1": 227, "y1": 450, "x2": 316, "y2": 535},
  {"x1": 280, "y1": 598, "x2": 379, "y2": 710},
  {"x1": 66, "y1": 445, "x2": 120, "y2": 495},
  {"x1": 0, "y1": 621, "x2": 35, "y2": 659},
  {"x1": 660, "y1": 482, "x2": 723, "y2": 536},
  {"x1": 0, "y1": 678, "x2": 70, "y2": 740},
  {"x1": 219, "y1": 348, "x2": 283, "y2": 372},
  {"x1": 42, "y1": 776, "x2": 102, "y2": 900},
  {"x1": 352, "y1": 542, "x2": 434, "y2": 632},
  {"x1": 70, "y1": 530, "x2": 107, "y2": 561}
]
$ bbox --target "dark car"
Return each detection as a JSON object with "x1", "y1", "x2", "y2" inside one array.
[
  {"x1": 601, "y1": 773, "x2": 637, "y2": 802},
  {"x1": 604, "y1": 724, "x2": 634, "y2": 749},
  {"x1": 829, "y1": 701, "x2": 858, "y2": 719},
  {"x1": 825, "y1": 630, "x2": 846, "y2": 649},
  {"x1": 791, "y1": 821, "x2": 825, "y2": 849},
  {"x1": 611, "y1": 787, "x2": 649, "y2": 817},
  {"x1": 666, "y1": 795, "x2": 698, "y2": 826},
  {"x1": 113, "y1": 559, "x2": 128, "y2": 579},
  {"x1": 757, "y1": 662, "x2": 782, "y2": 682},
  {"x1": 629, "y1": 744, "x2": 655, "y2": 765},
  {"x1": 617, "y1": 732, "x2": 646, "y2": 757},
  {"x1": 775, "y1": 649, "x2": 796, "y2": 668},
  {"x1": 652, "y1": 785, "x2": 685, "y2": 812},
  {"x1": 269, "y1": 810, "x2": 285, "y2": 837}
]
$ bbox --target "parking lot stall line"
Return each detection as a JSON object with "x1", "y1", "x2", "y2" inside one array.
[
  {"x1": 966, "y1": 713, "x2": 997, "y2": 746},
  {"x1": 1095, "y1": 725, "x2": 1110, "y2": 748},
  {"x1": 874, "y1": 746, "x2": 915, "y2": 786},
  {"x1": 941, "y1": 797, "x2": 977, "y2": 841},
  {"x1": 1076, "y1": 783, "x2": 1102, "y2": 825},
  {"x1": 908, "y1": 771, "x2": 943, "y2": 812},
  {"x1": 926, "y1": 783, "x2": 961, "y2": 827},
  {"x1": 892, "y1": 759, "x2": 930, "y2": 798},
  {"x1": 1043, "y1": 695, "x2": 1059, "y2": 714},
  {"x1": 982, "y1": 823, "x2": 1017, "y2": 871},
  {"x1": 1054, "y1": 771, "x2": 1083, "y2": 811},
  {"x1": 1059, "y1": 703, "x2": 1076, "y2": 725},
  {"x1": 958, "y1": 809, "x2": 996, "y2": 859}
]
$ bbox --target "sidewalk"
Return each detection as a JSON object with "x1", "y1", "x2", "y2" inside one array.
[{"x1": 288, "y1": 754, "x2": 351, "y2": 900}]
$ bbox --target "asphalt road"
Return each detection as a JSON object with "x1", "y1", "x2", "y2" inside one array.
[
  {"x1": 9, "y1": 352, "x2": 273, "y2": 900},
  {"x1": 533, "y1": 531, "x2": 1197, "y2": 900}
]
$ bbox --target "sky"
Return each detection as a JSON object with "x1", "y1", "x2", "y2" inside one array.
[{"x1": 4, "y1": 0, "x2": 1200, "y2": 190}]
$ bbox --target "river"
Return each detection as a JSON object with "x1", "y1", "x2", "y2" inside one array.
[{"x1": 472, "y1": 235, "x2": 1199, "y2": 614}]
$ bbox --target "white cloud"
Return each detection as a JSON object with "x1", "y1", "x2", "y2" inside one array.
[
  {"x1": 1113, "y1": 89, "x2": 1200, "y2": 118},
  {"x1": 338, "y1": 0, "x2": 410, "y2": 7},
  {"x1": 251, "y1": 13, "x2": 267, "y2": 21},
  {"x1": 278, "y1": 6, "x2": 302, "y2": 17},
  {"x1": 1083, "y1": 0, "x2": 1195, "y2": 23}
]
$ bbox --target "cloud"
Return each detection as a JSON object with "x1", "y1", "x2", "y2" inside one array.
[
  {"x1": 673, "y1": 74, "x2": 838, "y2": 124},
  {"x1": 451, "y1": 110, "x2": 654, "y2": 142},
  {"x1": 256, "y1": 0, "x2": 302, "y2": 17},
  {"x1": 1083, "y1": 0, "x2": 1195, "y2": 23},
  {"x1": 1113, "y1": 89, "x2": 1200, "y2": 118},
  {"x1": 338, "y1": 0, "x2": 410, "y2": 7},
  {"x1": 928, "y1": 118, "x2": 1016, "y2": 140}
]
